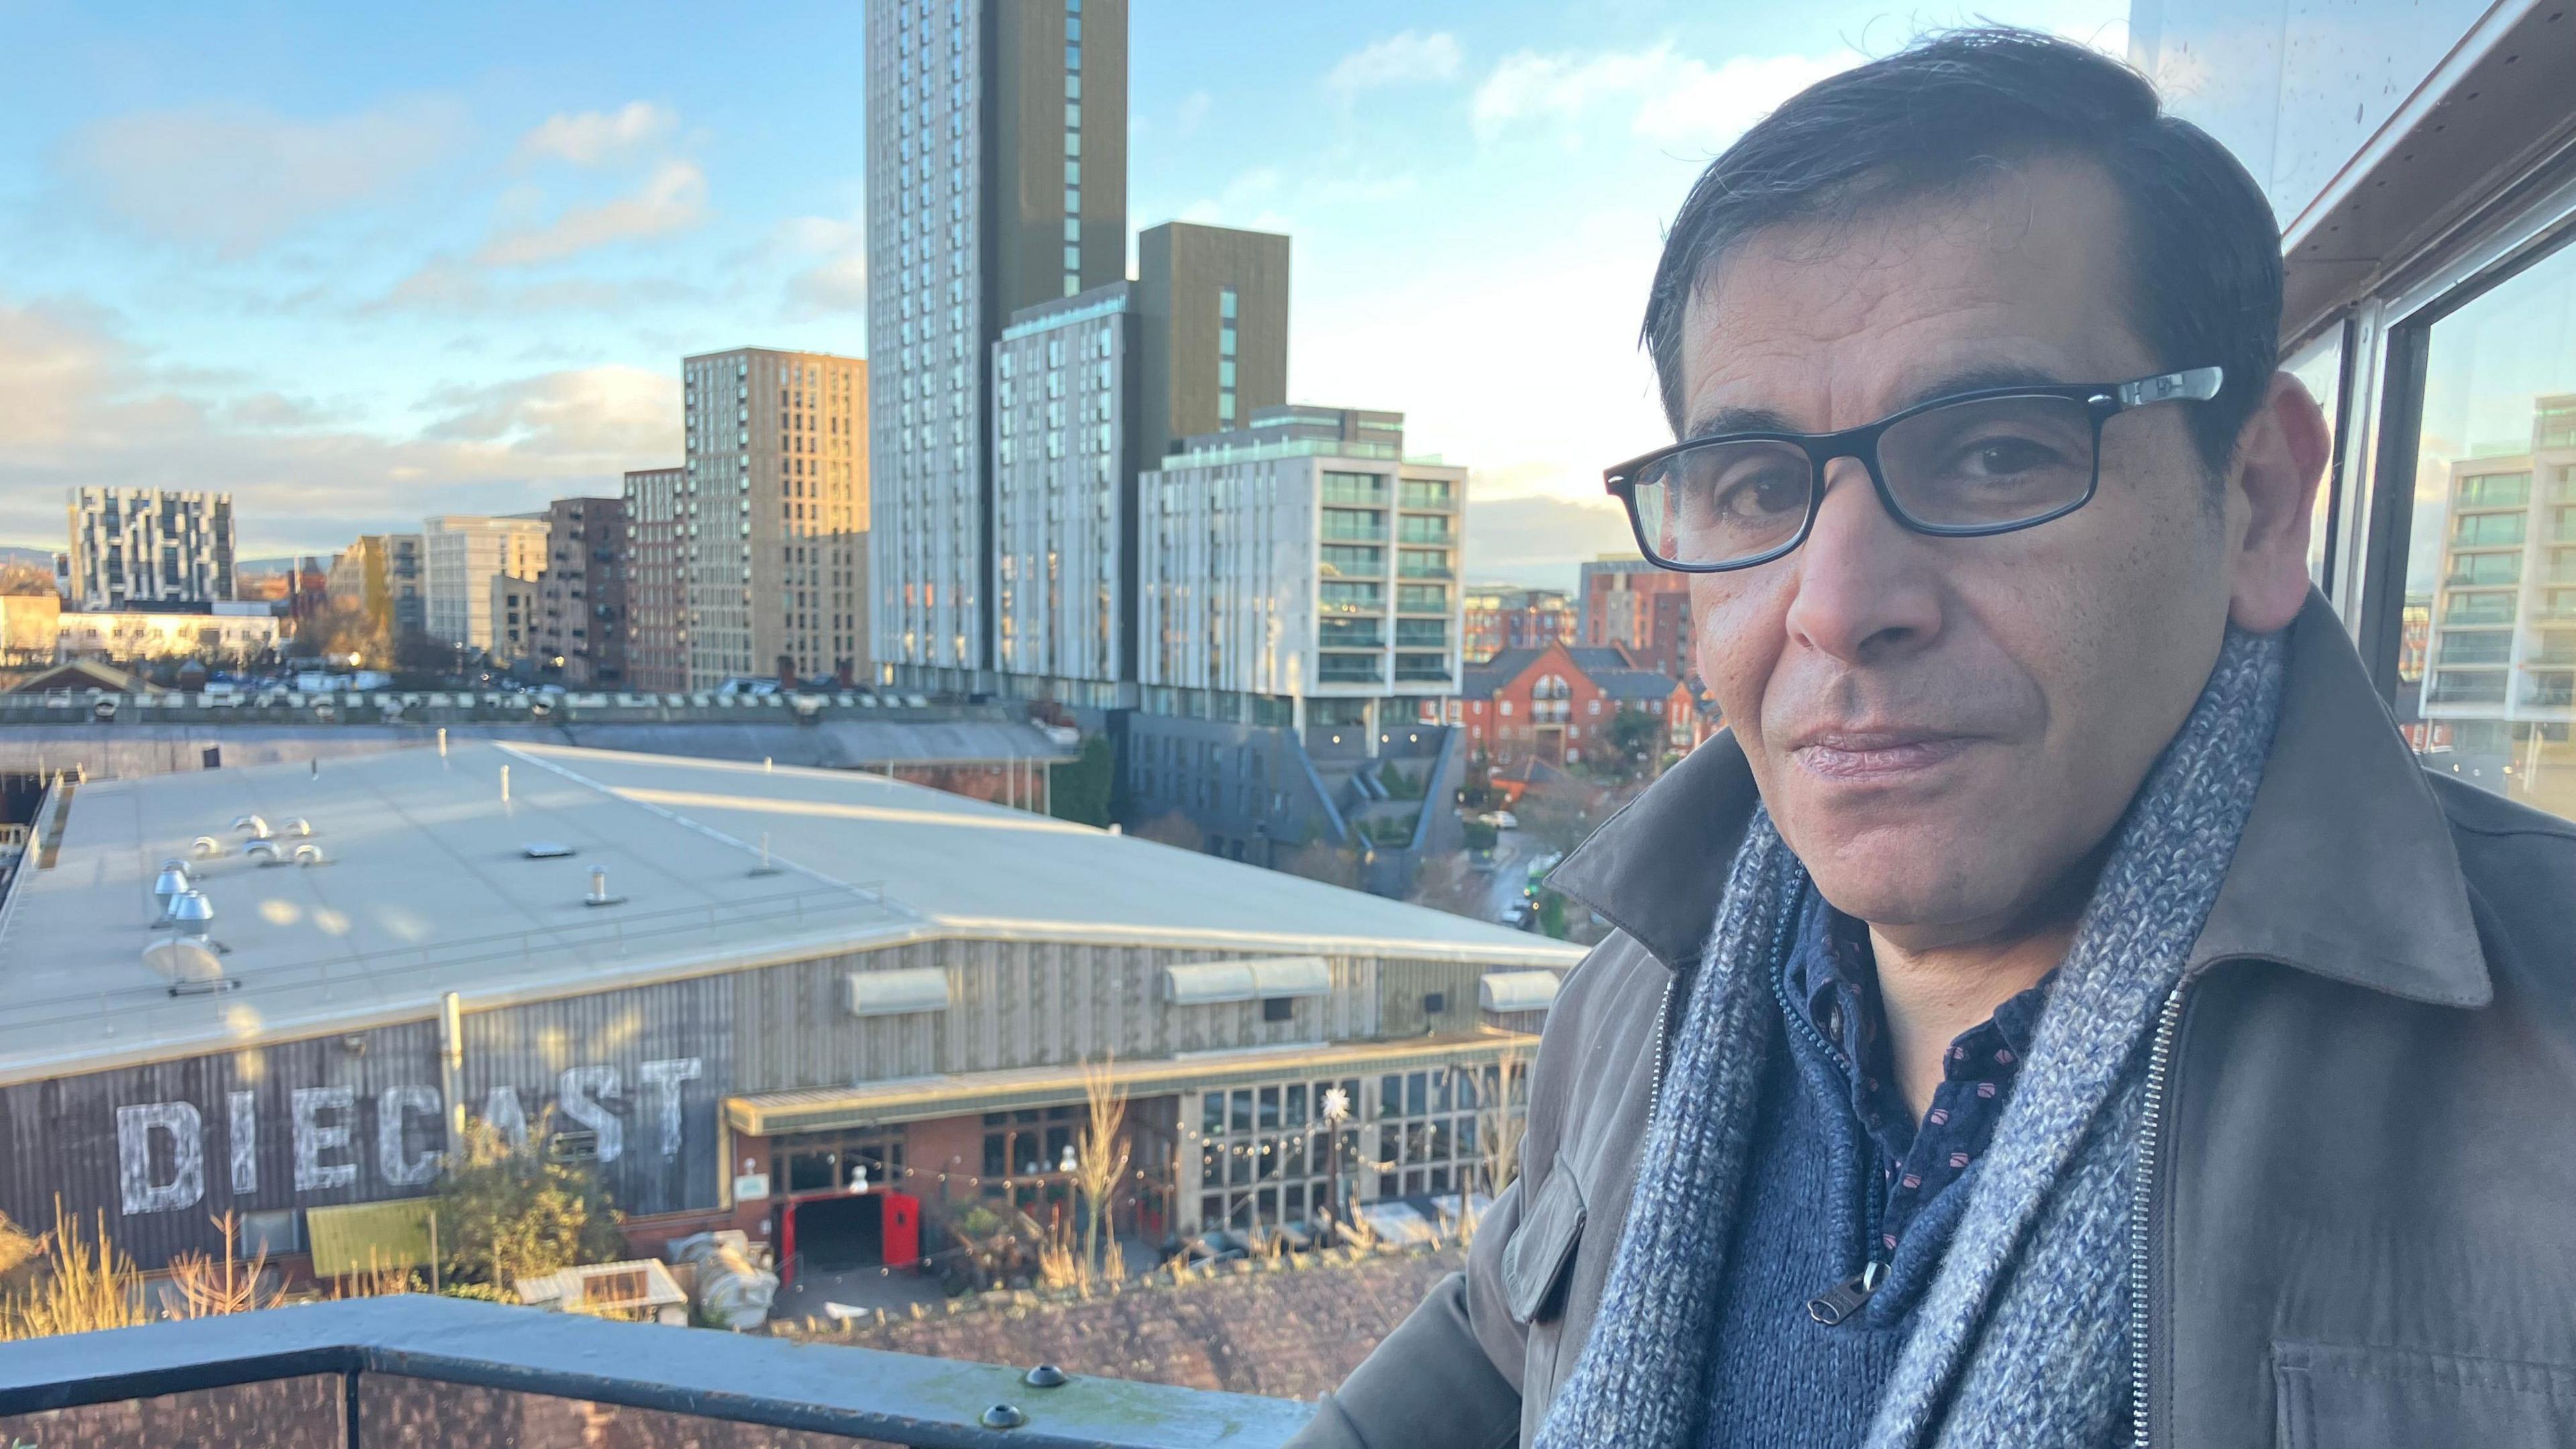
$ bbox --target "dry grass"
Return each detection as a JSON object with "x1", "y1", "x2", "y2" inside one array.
[
  {"x1": 167, "y1": 1212, "x2": 288, "y2": 1319},
  {"x1": 1074, "y1": 1055, "x2": 1132, "y2": 1287},
  {"x1": 0, "y1": 1197, "x2": 145, "y2": 1340},
  {"x1": 329, "y1": 1247, "x2": 422, "y2": 1301}
]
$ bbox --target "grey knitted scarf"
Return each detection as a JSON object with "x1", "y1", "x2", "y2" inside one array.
[{"x1": 1536, "y1": 626, "x2": 2288, "y2": 1449}]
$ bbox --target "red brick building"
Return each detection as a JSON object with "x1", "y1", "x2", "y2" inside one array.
[
  {"x1": 1578, "y1": 556, "x2": 1695, "y2": 683},
  {"x1": 1462, "y1": 586, "x2": 1577, "y2": 661},
  {"x1": 1449, "y1": 641, "x2": 1703, "y2": 766}
]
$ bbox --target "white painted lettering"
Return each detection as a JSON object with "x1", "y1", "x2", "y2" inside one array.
[
  {"x1": 482, "y1": 1086, "x2": 529, "y2": 1152},
  {"x1": 557, "y1": 1065, "x2": 622, "y2": 1163},
  {"x1": 292, "y1": 1086, "x2": 358, "y2": 1190},
  {"x1": 227, "y1": 1090, "x2": 257, "y2": 1195},
  {"x1": 637, "y1": 1058, "x2": 702, "y2": 1159},
  {"x1": 115, "y1": 1102, "x2": 204, "y2": 1214},
  {"x1": 377, "y1": 1085, "x2": 443, "y2": 1187}
]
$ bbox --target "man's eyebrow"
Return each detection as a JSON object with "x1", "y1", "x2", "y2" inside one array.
[{"x1": 1680, "y1": 363, "x2": 2084, "y2": 441}]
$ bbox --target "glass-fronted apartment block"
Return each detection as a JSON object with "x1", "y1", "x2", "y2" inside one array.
[
  {"x1": 1136, "y1": 406, "x2": 1466, "y2": 740},
  {"x1": 991, "y1": 282, "x2": 1136, "y2": 705},
  {"x1": 2141, "y1": 0, "x2": 2576, "y2": 824},
  {"x1": 2416, "y1": 393, "x2": 2576, "y2": 810},
  {"x1": 679, "y1": 349, "x2": 867, "y2": 689},
  {"x1": 865, "y1": 0, "x2": 1128, "y2": 692},
  {"x1": 62, "y1": 488, "x2": 235, "y2": 612},
  {"x1": 421, "y1": 513, "x2": 547, "y2": 653}
]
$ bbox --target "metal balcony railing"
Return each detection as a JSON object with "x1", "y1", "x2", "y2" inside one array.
[{"x1": 0, "y1": 1295, "x2": 1313, "y2": 1448}]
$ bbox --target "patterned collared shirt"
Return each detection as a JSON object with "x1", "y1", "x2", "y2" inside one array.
[{"x1": 1790, "y1": 895, "x2": 2055, "y2": 1256}]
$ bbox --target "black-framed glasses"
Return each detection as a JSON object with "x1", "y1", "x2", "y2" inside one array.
[{"x1": 1603, "y1": 366, "x2": 2225, "y2": 573}]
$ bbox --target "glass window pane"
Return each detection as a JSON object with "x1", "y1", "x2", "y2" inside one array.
[
  {"x1": 2285, "y1": 329, "x2": 2345, "y2": 592},
  {"x1": 2401, "y1": 235, "x2": 2576, "y2": 817}
]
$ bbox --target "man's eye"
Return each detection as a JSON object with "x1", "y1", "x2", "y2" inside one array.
[
  {"x1": 1712, "y1": 470, "x2": 1805, "y2": 518},
  {"x1": 1955, "y1": 436, "x2": 2063, "y2": 477}
]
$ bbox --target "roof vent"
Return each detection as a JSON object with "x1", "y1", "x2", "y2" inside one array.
[
  {"x1": 283, "y1": 818, "x2": 315, "y2": 837},
  {"x1": 189, "y1": 835, "x2": 224, "y2": 859},
  {"x1": 584, "y1": 867, "x2": 625, "y2": 908},
  {"x1": 142, "y1": 937, "x2": 233, "y2": 996},
  {"x1": 246, "y1": 839, "x2": 285, "y2": 866},
  {"x1": 523, "y1": 842, "x2": 575, "y2": 859},
  {"x1": 231, "y1": 814, "x2": 270, "y2": 840},
  {"x1": 153, "y1": 861, "x2": 191, "y2": 906},
  {"x1": 162, "y1": 890, "x2": 215, "y2": 929},
  {"x1": 294, "y1": 843, "x2": 328, "y2": 867}
]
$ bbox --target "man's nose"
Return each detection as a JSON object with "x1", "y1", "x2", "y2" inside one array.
[{"x1": 1781, "y1": 457, "x2": 1943, "y2": 665}]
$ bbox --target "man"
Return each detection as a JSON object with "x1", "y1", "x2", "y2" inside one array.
[{"x1": 1293, "y1": 28, "x2": 2576, "y2": 1449}]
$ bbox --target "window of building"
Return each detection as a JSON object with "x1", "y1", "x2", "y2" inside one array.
[{"x1": 2395, "y1": 231, "x2": 2576, "y2": 818}]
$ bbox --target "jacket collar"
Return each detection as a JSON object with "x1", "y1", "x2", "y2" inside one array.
[{"x1": 1548, "y1": 592, "x2": 2491, "y2": 1008}]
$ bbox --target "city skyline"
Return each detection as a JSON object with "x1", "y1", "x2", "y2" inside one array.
[{"x1": 0, "y1": 0, "x2": 2127, "y2": 588}]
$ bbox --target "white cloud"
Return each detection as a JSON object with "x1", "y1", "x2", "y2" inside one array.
[
  {"x1": 774, "y1": 214, "x2": 869, "y2": 319},
  {"x1": 0, "y1": 296, "x2": 679, "y2": 553},
  {"x1": 474, "y1": 160, "x2": 708, "y2": 267},
  {"x1": 62, "y1": 98, "x2": 468, "y2": 256},
  {"x1": 1174, "y1": 90, "x2": 1214, "y2": 137},
  {"x1": 513, "y1": 101, "x2": 678, "y2": 167},
  {"x1": 1326, "y1": 31, "x2": 1464, "y2": 97},
  {"x1": 1471, "y1": 43, "x2": 1855, "y2": 150}
]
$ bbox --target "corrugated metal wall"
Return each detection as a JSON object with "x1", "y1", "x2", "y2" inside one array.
[
  {"x1": 0, "y1": 1016, "x2": 442, "y2": 1271},
  {"x1": 0, "y1": 975, "x2": 735, "y2": 1271},
  {"x1": 0, "y1": 932, "x2": 1511, "y2": 1269},
  {"x1": 729, "y1": 939, "x2": 1392, "y2": 1094},
  {"x1": 461, "y1": 974, "x2": 735, "y2": 1218}
]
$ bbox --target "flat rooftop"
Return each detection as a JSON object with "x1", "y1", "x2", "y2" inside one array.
[{"x1": 0, "y1": 741, "x2": 1576, "y2": 1082}]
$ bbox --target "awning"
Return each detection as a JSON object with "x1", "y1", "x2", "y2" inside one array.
[
  {"x1": 1479, "y1": 969, "x2": 1564, "y2": 1014},
  {"x1": 727, "y1": 1030, "x2": 1539, "y2": 1138},
  {"x1": 845, "y1": 965, "x2": 951, "y2": 1017},
  {"x1": 307, "y1": 1198, "x2": 436, "y2": 1279},
  {"x1": 1163, "y1": 955, "x2": 1331, "y2": 1005}
]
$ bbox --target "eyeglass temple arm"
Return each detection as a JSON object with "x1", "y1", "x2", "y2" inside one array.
[{"x1": 2114, "y1": 366, "x2": 2224, "y2": 409}]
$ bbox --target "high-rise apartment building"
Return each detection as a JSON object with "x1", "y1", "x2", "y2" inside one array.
[
  {"x1": 680, "y1": 348, "x2": 868, "y2": 688},
  {"x1": 63, "y1": 488, "x2": 236, "y2": 612},
  {"x1": 1137, "y1": 406, "x2": 1466, "y2": 735},
  {"x1": 2419, "y1": 394, "x2": 2576, "y2": 759},
  {"x1": 1578, "y1": 555, "x2": 1697, "y2": 682},
  {"x1": 623, "y1": 468, "x2": 688, "y2": 692},
  {"x1": 991, "y1": 283, "x2": 1136, "y2": 704},
  {"x1": 423, "y1": 515, "x2": 548, "y2": 653},
  {"x1": 865, "y1": 0, "x2": 1128, "y2": 690},
  {"x1": 1136, "y1": 222, "x2": 1289, "y2": 466},
  {"x1": 531, "y1": 496, "x2": 628, "y2": 687}
]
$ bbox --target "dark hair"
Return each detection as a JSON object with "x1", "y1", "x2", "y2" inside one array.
[{"x1": 1642, "y1": 27, "x2": 2282, "y2": 474}]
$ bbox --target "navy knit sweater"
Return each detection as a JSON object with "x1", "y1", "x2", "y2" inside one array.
[{"x1": 1696, "y1": 892, "x2": 2031, "y2": 1446}]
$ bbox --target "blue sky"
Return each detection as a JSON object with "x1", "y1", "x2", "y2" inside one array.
[{"x1": 0, "y1": 0, "x2": 2127, "y2": 586}]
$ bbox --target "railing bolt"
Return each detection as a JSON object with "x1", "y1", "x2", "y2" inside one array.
[
  {"x1": 979, "y1": 1403, "x2": 1027, "y2": 1429},
  {"x1": 1022, "y1": 1364, "x2": 1068, "y2": 1388}
]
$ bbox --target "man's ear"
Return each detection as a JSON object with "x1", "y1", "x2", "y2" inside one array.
[{"x1": 2228, "y1": 371, "x2": 2330, "y2": 633}]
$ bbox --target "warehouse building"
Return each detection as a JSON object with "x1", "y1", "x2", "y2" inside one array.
[{"x1": 0, "y1": 742, "x2": 1574, "y2": 1276}]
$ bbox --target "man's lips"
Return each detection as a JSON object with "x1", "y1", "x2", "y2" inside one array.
[{"x1": 1788, "y1": 730, "x2": 1980, "y2": 781}]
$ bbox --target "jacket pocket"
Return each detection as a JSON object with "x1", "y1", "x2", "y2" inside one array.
[
  {"x1": 1502, "y1": 1167, "x2": 1586, "y2": 1325},
  {"x1": 2275, "y1": 1340, "x2": 2576, "y2": 1448}
]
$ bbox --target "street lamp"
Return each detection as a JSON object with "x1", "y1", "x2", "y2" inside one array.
[{"x1": 1320, "y1": 1085, "x2": 1352, "y2": 1238}]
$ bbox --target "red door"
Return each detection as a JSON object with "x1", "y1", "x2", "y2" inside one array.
[{"x1": 883, "y1": 1191, "x2": 920, "y2": 1267}]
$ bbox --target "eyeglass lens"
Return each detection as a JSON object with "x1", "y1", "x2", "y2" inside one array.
[{"x1": 1629, "y1": 393, "x2": 2099, "y2": 568}]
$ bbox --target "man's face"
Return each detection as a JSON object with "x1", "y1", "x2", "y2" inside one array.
[{"x1": 1678, "y1": 158, "x2": 2262, "y2": 947}]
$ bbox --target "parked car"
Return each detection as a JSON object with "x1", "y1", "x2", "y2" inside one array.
[{"x1": 1475, "y1": 810, "x2": 1519, "y2": 830}]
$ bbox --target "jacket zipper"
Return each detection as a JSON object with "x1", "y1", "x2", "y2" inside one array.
[
  {"x1": 2128, "y1": 977, "x2": 2192, "y2": 1448},
  {"x1": 1768, "y1": 938, "x2": 1891, "y2": 1322}
]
